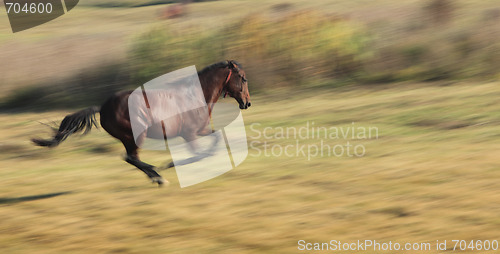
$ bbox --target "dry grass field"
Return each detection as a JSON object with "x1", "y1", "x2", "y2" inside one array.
[{"x1": 1, "y1": 81, "x2": 499, "y2": 253}]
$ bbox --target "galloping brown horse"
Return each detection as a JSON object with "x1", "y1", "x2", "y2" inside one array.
[{"x1": 32, "y1": 60, "x2": 251, "y2": 186}]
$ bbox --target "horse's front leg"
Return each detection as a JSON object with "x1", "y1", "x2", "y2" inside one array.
[
  {"x1": 160, "y1": 132, "x2": 199, "y2": 169},
  {"x1": 161, "y1": 131, "x2": 221, "y2": 169},
  {"x1": 197, "y1": 127, "x2": 214, "y2": 136},
  {"x1": 185, "y1": 130, "x2": 221, "y2": 157}
]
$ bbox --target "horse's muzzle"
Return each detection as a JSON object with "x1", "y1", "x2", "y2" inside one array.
[{"x1": 240, "y1": 101, "x2": 251, "y2": 109}]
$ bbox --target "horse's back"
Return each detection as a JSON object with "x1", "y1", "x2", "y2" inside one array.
[{"x1": 99, "y1": 89, "x2": 210, "y2": 143}]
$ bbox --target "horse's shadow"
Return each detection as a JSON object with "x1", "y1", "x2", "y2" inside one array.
[{"x1": 0, "y1": 191, "x2": 72, "y2": 205}]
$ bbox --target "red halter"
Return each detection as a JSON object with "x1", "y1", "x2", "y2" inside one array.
[{"x1": 223, "y1": 69, "x2": 232, "y2": 98}]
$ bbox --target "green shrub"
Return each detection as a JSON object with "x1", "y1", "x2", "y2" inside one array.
[{"x1": 129, "y1": 10, "x2": 372, "y2": 89}]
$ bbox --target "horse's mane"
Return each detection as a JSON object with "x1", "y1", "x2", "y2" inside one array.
[{"x1": 197, "y1": 60, "x2": 243, "y2": 75}]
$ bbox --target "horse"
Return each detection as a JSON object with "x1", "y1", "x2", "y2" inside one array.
[{"x1": 32, "y1": 60, "x2": 251, "y2": 186}]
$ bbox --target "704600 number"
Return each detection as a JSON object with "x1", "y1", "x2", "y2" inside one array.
[
  {"x1": 452, "y1": 240, "x2": 499, "y2": 251},
  {"x1": 5, "y1": 2, "x2": 53, "y2": 14}
]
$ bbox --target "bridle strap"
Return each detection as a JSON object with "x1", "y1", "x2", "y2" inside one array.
[{"x1": 223, "y1": 69, "x2": 232, "y2": 98}]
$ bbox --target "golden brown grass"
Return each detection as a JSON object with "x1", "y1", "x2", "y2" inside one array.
[
  {"x1": 0, "y1": 81, "x2": 499, "y2": 253},
  {"x1": 1, "y1": 1, "x2": 499, "y2": 252}
]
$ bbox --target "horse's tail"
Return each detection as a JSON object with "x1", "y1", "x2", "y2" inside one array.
[{"x1": 32, "y1": 106, "x2": 100, "y2": 147}]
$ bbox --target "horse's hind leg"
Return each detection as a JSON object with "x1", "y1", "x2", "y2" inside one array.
[
  {"x1": 122, "y1": 138, "x2": 166, "y2": 186},
  {"x1": 126, "y1": 155, "x2": 166, "y2": 186}
]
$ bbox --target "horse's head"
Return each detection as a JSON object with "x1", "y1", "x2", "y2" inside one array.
[{"x1": 224, "y1": 60, "x2": 251, "y2": 109}]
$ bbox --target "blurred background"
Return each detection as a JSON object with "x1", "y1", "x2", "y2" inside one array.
[
  {"x1": 1, "y1": 0, "x2": 499, "y2": 109},
  {"x1": 0, "y1": 0, "x2": 499, "y2": 253}
]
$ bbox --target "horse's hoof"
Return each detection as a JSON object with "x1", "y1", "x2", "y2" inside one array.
[
  {"x1": 159, "y1": 162, "x2": 175, "y2": 170},
  {"x1": 151, "y1": 177, "x2": 169, "y2": 187}
]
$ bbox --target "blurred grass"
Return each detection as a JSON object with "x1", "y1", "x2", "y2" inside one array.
[
  {"x1": 80, "y1": 0, "x2": 211, "y2": 8},
  {"x1": 0, "y1": 62, "x2": 128, "y2": 110},
  {"x1": 1, "y1": 1, "x2": 500, "y2": 251},
  {"x1": 129, "y1": 10, "x2": 371, "y2": 87},
  {"x1": 1, "y1": 0, "x2": 500, "y2": 111},
  {"x1": 0, "y1": 82, "x2": 499, "y2": 253},
  {"x1": 127, "y1": 0, "x2": 500, "y2": 87},
  {"x1": 81, "y1": 0, "x2": 176, "y2": 8}
]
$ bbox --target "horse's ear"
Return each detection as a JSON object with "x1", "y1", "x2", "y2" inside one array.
[{"x1": 227, "y1": 60, "x2": 236, "y2": 69}]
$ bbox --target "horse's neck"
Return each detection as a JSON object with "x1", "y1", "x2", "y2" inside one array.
[{"x1": 200, "y1": 68, "x2": 226, "y2": 115}]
